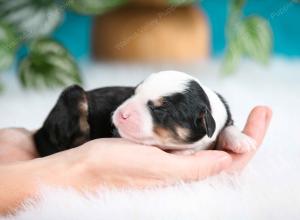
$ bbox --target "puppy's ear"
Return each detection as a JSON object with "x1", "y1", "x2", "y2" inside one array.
[{"x1": 200, "y1": 107, "x2": 216, "y2": 138}]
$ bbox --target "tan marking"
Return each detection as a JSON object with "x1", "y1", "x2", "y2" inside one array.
[
  {"x1": 78, "y1": 95, "x2": 90, "y2": 134},
  {"x1": 154, "y1": 126, "x2": 190, "y2": 145},
  {"x1": 153, "y1": 126, "x2": 174, "y2": 144},
  {"x1": 175, "y1": 126, "x2": 190, "y2": 141},
  {"x1": 153, "y1": 97, "x2": 164, "y2": 107}
]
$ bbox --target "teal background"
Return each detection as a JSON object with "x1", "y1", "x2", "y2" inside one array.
[{"x1": 50, "y1": 0, "x2": 300, "y2": 59}]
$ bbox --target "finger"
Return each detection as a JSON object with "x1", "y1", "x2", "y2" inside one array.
[
  {"x1": 243, "y1": 106, "x2": 272, "y2": 146},
  {"x1": 169, "y1": 150, "x2": 232, "y2": 182},
  {"x1": 226, "y1": 106, "x2": 272, "y2": 172}
]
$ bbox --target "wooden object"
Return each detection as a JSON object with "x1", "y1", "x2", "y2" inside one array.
[{"x1": 92, "y1": 5, "x2": 210, "y2": 62}]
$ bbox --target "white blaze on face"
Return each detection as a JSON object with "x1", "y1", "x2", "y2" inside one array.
[{"x1": 112, "y1": 71, "x2": 192, "y2": 146}]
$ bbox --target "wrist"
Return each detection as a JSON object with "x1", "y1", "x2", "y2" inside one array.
[
  {"x1": 0, "y1": 148, "x2": 88, "y2": 215},
  {"x1": 32, "y1": 150, "x2": 87, "y2": 189},
  {"x1": 0, "y1": 160, "x2": 41, "y2": 214}
]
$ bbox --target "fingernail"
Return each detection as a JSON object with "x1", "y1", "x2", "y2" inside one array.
[
  {"x1": 217, "y1": 156, "x2": 231, "y2": 166},
  {"x1": 264, "y1": 109, "x2": 270, "y2": 123},
  {"x1": 212, "y1": 153, "x2": 231, "y2": 174},
  {"x1": 262, "y1": 110, "x2": 268, "y2": 121},
  {"x1": 212, "y1": 151, "x2": 230, "y2": 161},
  {"x1": 258, "y1": 106, "x2": 270, "y2": 123}
]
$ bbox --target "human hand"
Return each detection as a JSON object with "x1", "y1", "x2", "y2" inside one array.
[
  {"x1": 0, "y1": 106, "x2": 272, "y2": 188},
  {"x1": 0, "y1": 128, "x2": 37, "y2": 163},
  {"x1": 225, "y1": 106, "x2": 272, "y2": 172},
  {"x1": 45, "y1": 106, "x2": 271, "y2": 190},
  {"x1": 0, "y1": 106, "x2": 272, "y2": 215}
]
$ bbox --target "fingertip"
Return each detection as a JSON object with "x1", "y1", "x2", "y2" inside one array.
[
  {"x1": 249, "y1": 106, "x2": 273, "y2": 122},
  {"x1": 243, "y1": 106, "x2": 272, "y2": 146},
  {"x1": 263, "y1": 106, "x2": 273, "y2": 125},
  {"x1": 226, "y1": 106, "x2": 272, "y2": 172},
  {"x1": 194, "y1": 150, "x2": 232, "y2": 172},
  {"x1": 174, "y1": 150, "x2": 232, "y2": 182}
]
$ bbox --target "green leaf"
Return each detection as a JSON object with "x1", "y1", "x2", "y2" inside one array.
[
  {"x1": 18, "y1": 38, "x2": 82, "y2": 89},
  {"x1": 223, "y1": 41, "x2": 242, "y2": 74},
  {"x1": 227, "y1": 0, "x2": 245, "y2": 32},
  {"x1": 239, "y1": 16, "x2": 272, "y2": 64},
  {"x1": 0, "y1": 0, "x2": 63, "y2": 40},
  {"x1": 224, "y1": 0, "x2": 273, "y2": 74},
  {"x1": 67, "y1": 0, "x2": 127, "y2": 15},
  {"x1": 30, "y1": 38, "x2": 69, "y2": 56},
  {"x1": 231, "y1": 0, "x2": 245, "y2": 12},
  {"x1": 0, "y1": 22, "x2": 19, "y2": 71},
  {"x1": 168, "y1": 0, "x2": 196, "y2": 6},
  {"x1": 0, "y1": 79, "x2": 4, "y2": 92}
]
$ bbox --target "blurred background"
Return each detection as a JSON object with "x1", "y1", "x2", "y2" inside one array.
[{"x1": 52, "y1": 0, "x2": 300, "y2": 59}]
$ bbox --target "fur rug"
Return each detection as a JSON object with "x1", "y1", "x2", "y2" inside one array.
[{"x1": 0, "y1": 58, "x2": 299, "y2": 220}]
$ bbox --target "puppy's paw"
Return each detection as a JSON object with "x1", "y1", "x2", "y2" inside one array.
[{"x1": 218, "y1": 126, "x2": 256, "y2": 154}]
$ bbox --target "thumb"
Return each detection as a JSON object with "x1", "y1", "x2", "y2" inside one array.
[{"x1": 173, "y1": 150, "x2": 232, "y2": 181}]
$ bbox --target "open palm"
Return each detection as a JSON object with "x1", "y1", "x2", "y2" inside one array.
[{"x1": 0, "y1": 106, "x2": 272, "y2": 188}]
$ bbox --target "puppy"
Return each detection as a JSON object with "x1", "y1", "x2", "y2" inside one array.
[{"x1": 34, "y1": 71, "x2": 256, "y2": 156}]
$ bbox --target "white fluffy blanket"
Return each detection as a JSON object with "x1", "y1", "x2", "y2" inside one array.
[{"x1": 0, "y1": 58, "x2": 299, "y2": 220}]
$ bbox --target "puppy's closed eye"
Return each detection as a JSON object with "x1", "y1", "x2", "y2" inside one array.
[
  {"x1": 147, "y1": 100, "x2": 156, "y2": 110},
  {"x1": 148, "y1": 100, "x2": 166, "y2": 112}
]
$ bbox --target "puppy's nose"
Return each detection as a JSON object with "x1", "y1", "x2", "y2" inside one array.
[{"x1": 119, "y1": 110, "x2": 130, "y2": 120}]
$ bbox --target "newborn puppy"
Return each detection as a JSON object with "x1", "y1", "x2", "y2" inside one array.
[{"x1": 34, "y1": 71, "x2": 256, "y2": 156}]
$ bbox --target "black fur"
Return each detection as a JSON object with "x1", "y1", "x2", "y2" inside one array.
[
  {"x1": 147, "y1": 80, "x2": 216, "y2": 143},
  {"x1": 216, "y1": 93, "x2": 233, "y2": 127},
  {"x1": 34, "y1": 85, "x2": 134, "y2": 156},
  {"x1": 87, "y1": 87, "x2": 135, "y2": 139}
]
